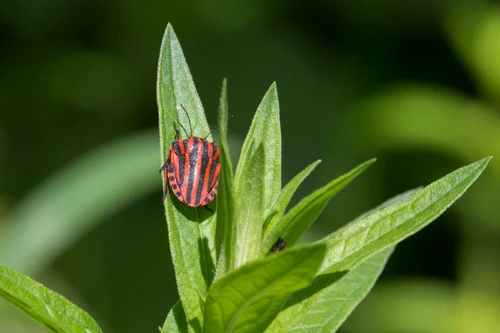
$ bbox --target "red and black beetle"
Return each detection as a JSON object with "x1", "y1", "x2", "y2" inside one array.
[{"x1": 160, "y1": 105, "x2": 220, "y2": 208}]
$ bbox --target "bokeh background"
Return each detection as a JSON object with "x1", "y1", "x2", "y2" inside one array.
[{"x1": 1, "y1": 1, "x2": 499, "y2": 332}]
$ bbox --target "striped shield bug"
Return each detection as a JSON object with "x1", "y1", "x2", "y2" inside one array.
[{"x1": 160, "y1": 105, "x2": 220, "y2": 209}]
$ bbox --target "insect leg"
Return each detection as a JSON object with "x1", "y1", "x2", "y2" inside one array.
[{"x1": 160, "y1": 160, "x2": 170, "y2": 202}]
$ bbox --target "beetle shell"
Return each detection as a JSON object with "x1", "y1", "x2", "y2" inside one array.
[{"x1": 164, "y1": 136, "x2": 220, "y2": 207}]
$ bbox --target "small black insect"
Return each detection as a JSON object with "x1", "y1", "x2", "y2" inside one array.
[{"x1": 270, "y1": 237, "x2": 286, "y2": 253}]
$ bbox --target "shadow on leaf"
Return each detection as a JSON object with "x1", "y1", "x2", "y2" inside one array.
[
  {"x1": 198, "y1": 237, "x2": 216, "y2": 287},
  {"x1": 284, "y1": 270, "x2": 348, "y2": 309}
]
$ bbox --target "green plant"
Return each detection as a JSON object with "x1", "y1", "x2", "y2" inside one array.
[{"x1": 0, "y1": 23, "x2": 491, "y2": 333}]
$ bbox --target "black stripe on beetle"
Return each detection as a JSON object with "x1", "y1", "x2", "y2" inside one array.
[
  {"x1": 185, "y1": 138, "x2": 200, "y2": 205},
  {"x1": 160, "y1": 105, "x2": 221, "y2": 209},
  {"x1": 195, "y1": 139, "x2": 210, "y2": 206}
]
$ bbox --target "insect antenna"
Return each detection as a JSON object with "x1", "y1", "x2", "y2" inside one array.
[
  {"x1": 203, "y1": 125, "x2": 218, "y2": 140},
  {"x1": 178, "y1": 104, "x2": 193, "y2": 137}
]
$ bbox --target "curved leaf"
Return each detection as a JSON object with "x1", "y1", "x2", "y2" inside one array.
[
  {"x1": 162, "y1": 301, "x2": 188, "y2": 333},
  {"x1": 280, "y1": 159, "x2": 376, "y2": 247},
  {"x1": 266, "y1": 154, "x2": 489, "y2": 333},
  {"x1": 266, "y1": 247, "x2": 393, "y2": 333},
  {"x1": 234, "y1": 145, "x2": 265, "y2": 268},
  {"x1": 0, "y1": 262, "x2": 102, "y2": 333},
  {"x1": 234, "y1": 83, "x2": 281, "y2": 213},
  {"x1": 445, "y1": 3, "x2": 500, "y2": 100},
  {"x1": 355, "y1": 85, "x2": 500, "y2": 180},
  {"x1": 157, "y1": 24, "x2": 217, "y2": 332},
  {"x1": 320, "y1": 157, "x2": 491, "y2": 273},
  {"x1": 261, "y1": 160, "x2": 321, "y2": 255},
  {"x1": 266, "y1": 189, "x2": 419, "y2": 332},
  {"x1": 215, "y1": 79, "x2": 236, "y2": 278},
  {"x1": 0, "y1": 131, "x2": 158, "y2": 275},
  {"x1": 203, "y1": 243, "x2": 326, "y2": 333}
]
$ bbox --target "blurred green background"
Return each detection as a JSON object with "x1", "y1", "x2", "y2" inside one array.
[{"x1": 1, "y1": 1, "x2": 499, "y2": 332}]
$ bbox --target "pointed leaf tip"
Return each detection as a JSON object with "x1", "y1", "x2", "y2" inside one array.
[
  {"x1": 261, "y1": 159, "x2": 322, "y2": 254},
  {"x1": 279, "y1": 158, "x2": 376, "y2": 247},
  {"x1": 269, "y1": 81, "x2": 278, "y2": 94},
  {"x1": 166, "y1": 23, "x2": 175, "y2": 35},
  {"x1": 318, "y1": 156, "x2": 491, "y2": 274}
]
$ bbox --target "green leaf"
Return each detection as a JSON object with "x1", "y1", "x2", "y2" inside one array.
[
  {"x1": 162, "y1": 301, "x2": 188, "y2": 333},
  {"x1": 234, "y1": 83, "x2": 281, "y2": 213},
  {"x1": 277, "y1": 155, "x2": 489, "y2": 332},
  {"x1": 261, "y1": 160, "x2": 321, "y2": 255},
  {"x1": 234, "y1": 145, "x2": 265, "y2": 268},
  {"x1": 215, "y1": 79, "x2": 236, "y2": 278},
  {"x1": 265, "y1": 189, "x2": 419, "y2": 332},
  {"x1": 320, "y1": 157, "x2": 491, "y2": 274},
  {"x1": 157, "y1": 24, "x2": 213, "y2": 146},
  {"x1": 0, "y1": 131, "x2": 158, "y2": 275},
  {"x1": 157, "y1": 24, "x2": 217, "y2": 332},
  {"x1": 266, "y1": 247, "x2": 394, "y2": 333},
  {"x1": 353, "y1": 84, "x2": 500, "y2": 234},
  {"x1": 347, "y1": 188, "x2": 421, "y2": 226},
  {"x1": 203, "y1": 243, "x2": 326, "y2": 333},
  {"x1": 280, "y1": 158, "x2": 376, "y2": 247},
  {"x1": 0, "y1": 262, "x2": 102, "y2": 333}
]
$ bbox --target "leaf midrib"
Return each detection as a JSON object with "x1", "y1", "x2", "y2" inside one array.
[{"x1": 163, "y1": 30, "x2": 207, "y2": 324}]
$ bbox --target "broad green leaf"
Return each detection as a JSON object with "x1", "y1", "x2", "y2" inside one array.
[
  {"x1": 234, "y1": 145, "x2": 265, "y2": 268},
  {"x1": 266, "y1": 247, "x2": 393, "y2": 333},
  {"x1": 161, "y1": 301, "x2": 188, "y2": 333},
  {"x1": 0, "y1": 131, "x2": 158, "y2": 275},
  {"x1": 261, "y1": 160, "x2": 321, "y2": 255},
  {"x1": 215, "y1": 79, "x2": 236, "y2": 278},
  {"x1": 274, "y1": 154, "x2": 489, "y2": 332},
  {"x1": 353, "y1": 84, "x2": 500, "y2": 237},
  {"x1": 157, "y1": 24, "x2": 217, "y2": 332},
  {"x1": 234, "y1": 83, "x2": 281, "y2": 213},
  {"x1": 203, "y1": 243, "x2": 326, "y2": 333},
  {"x1": 280, "y1": 159, "x2": 376, "y2": 247},
  {"x1": 0, "y1": 262, "x2": 102, "y2": 333},
  {"x1": 265, "y1": 189, "x2": 419, "y2": 332},
  {"x1": 320, "y1": 157, "x2": 491, "y2": 274},
  {"x1": 157, "y1": 24, "x2": 213, "y2": 145}
]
